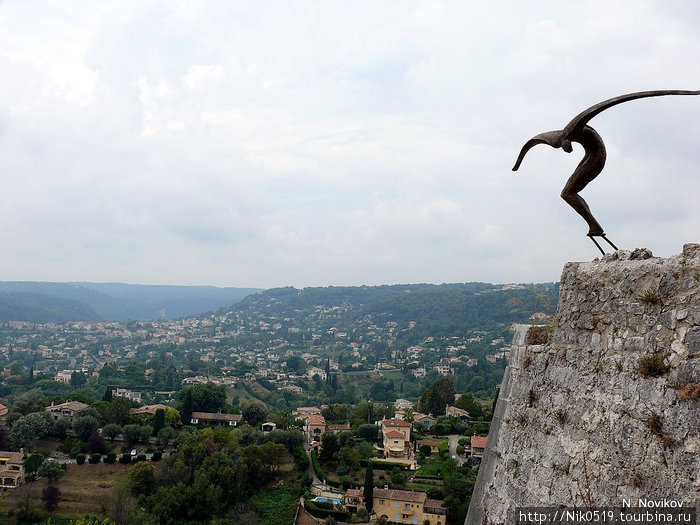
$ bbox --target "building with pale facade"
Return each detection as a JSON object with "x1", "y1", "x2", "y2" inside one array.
[
  {"x1": 380, "y1": 418, "x2": 412, "y2": 459},
  {"x1": 344, "y1": 487, "x2": 445, "y2": 525}
]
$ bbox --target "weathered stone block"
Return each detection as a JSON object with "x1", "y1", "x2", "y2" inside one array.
[{"x1": 686, "y1": 326, "x2": 700, "y2": 358}]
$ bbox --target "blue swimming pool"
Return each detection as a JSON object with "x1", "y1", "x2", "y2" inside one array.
[{"x1": 314, "y1": 497, "x2": 342, "y2": 505}]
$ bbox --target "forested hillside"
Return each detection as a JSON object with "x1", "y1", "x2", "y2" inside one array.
[
  {"x1": 0, "y1": 282, "x2": 261, "y2": 322},
  {"x1": 231, "y1": 282, "x2": 559, "y2": 346}
]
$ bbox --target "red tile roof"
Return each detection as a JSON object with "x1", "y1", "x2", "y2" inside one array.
[
  {"x1": 306, "y1": 414, "x2": 326, "y2": 425},
  {"x1": 326, "y1": 423, "x2": 350, "y2": 432},
  {"x1": 384, "y1": 430, "x2": 407, "y2": 439},
  {"x1": 381, "y1": 418, "x2": 411, "y2": 428},
  {"x1": 192, "y1": 412, "x2": 242, "y2": 422},
  {"x1": 471, "y1": 436, "x2": 488, "y2": 448},
  {"x1": 373, "y1": 487, "x2": 426, "y2": 503}
]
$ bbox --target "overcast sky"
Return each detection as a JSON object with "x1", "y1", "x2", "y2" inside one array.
[{"x1": 1, "y1": 1, "x2": 699, "y2": 288}]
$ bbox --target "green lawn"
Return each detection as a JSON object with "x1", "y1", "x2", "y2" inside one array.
[{"x1": 415, "y1": 460, "x2": 443, "y2": 478}]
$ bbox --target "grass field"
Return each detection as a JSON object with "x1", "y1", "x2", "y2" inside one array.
[
  {"x1": 378, "y1": 370, "x2": 404, "y2": 380},
  {"x1": 227, "y1": 380, "x2": 271, "y2": 407},
  {"x1": 1, "y1": 462, "x2": 131, "y2": 520}
]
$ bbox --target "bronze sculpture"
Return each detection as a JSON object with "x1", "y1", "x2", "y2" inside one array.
[{"x1": 512, "y1": 90, "x2": 700, "y2": 255}]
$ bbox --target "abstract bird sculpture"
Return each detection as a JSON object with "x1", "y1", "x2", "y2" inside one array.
[{"x1": 513, "y1": 90, "x2": 700, "y2": 255}]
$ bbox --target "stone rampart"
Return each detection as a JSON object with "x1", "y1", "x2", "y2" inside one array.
[{"x1": 466, "y1": 244, "x2": 700, "y2": 525}]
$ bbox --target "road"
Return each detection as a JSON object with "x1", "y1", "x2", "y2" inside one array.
[{"x1": 447, "y1": 434, "x2": 468, "y2": 465}]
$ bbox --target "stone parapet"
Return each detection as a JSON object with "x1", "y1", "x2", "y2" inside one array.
[{"x1": 466, "y1": 244, "x2": 700, "y2": 525}]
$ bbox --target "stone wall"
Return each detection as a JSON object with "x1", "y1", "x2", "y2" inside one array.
[{"x1": 466, "y1": 244, "x2": 700, "y2": 525}]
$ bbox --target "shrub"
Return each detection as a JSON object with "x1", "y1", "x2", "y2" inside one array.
[
  {"x1": 118, "y1": 454, "x2": 131, "y2": 464},
  {"x1": 76, "y1": 454, "x2": 86, "y2": 465},
  {"x1": 89, "y1": 453, "x2": 102, "y2": 464},
  {"x1": 638, "y1": 290, "x2": 661, "y2": 305},
  {"x1": 639, "y1": 354, "x2": 671, "y2": 378},
  {"x1": 427, "y1": 487, "x2": 444, "y2": 499},
  {"x1": 137, "y1": 453, "x2": 147, "y2": 463},
  {"x1": 679, "y1": 384, "x2": 700, "y2": 401},
  {"x1": 554, "y1": 409, "x2": 569, "y2": 425},
  {"x1": 104, "y1": 452, "x2": 117, "y2": 464},
  {"x1": 311, "y1": 450, "x2": 329, "y2": 481},
  {"x1": 151, "y1": 451, "x2": 162, "y2": 462},
  {"x1": 42, "y1": 485, "x2": 61, "y2": 512},
  {"x1": 24, "y1": 454, "x2": 45, "y2": 474}
]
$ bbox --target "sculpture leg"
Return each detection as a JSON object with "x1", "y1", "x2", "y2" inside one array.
[
  {"x1": 561, "y1": 190, "x2": 604, "y2": 236},
  {"x1": 601, "y1": 235, "x2": 618, "y2": 251},
  {"x1": 587, "y1": 233, "x2": 618, "y2": 255},
  {"x1": 588, "y1": 235, "x2": 606, "y2": 256},
  {"x1": 562, "y1": 126, "x2": 607, "y2": 236}
]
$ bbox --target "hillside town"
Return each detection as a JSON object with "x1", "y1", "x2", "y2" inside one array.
[{"x1": 0, "y1": 286, "x2": 521, "y2": 524}]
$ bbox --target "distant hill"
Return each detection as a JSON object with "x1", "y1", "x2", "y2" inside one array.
[
  {"x1": 231, "y1": 282, "x2": 559, "y2": 346},
  {"x1": 0, "y1": 282, "x2": 262, "y2": 322}
]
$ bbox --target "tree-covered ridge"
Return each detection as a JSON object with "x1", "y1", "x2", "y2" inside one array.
[
  {"x1": 232, "y1": 282, "x2": 559, "y2": 341},
  {"x1": 0, "y1": 291, "x2": 103, "y2": 323}
]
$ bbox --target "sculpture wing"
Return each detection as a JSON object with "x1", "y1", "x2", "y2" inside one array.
[
  {"x1": 512, "y1": 130, "x2": 563, "y2": 171},
  {"x1": 562, "y1": 90, "x2": 700, "y2": 135}
]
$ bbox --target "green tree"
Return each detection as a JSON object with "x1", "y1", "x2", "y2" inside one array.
[
  {"x1": 285, "y1": 355, "x2": 306, "y2": 373},
  {"x1": 419, "y1": 377, "x2": 455, "y2": 417},
  {"x1": 158, "y1": 426, "x2": 178, "y2": 445},
  {"x1": 356, "y1": 441, "x2": 375, "y2": 460},
  {"x1": 139, "y1": 425, "x2": 154, "y2": 443},
  {"x1": 103, "y1": 423, "x2": 122, "y2": 441},
  {"x1": 179, "y1": 383, "x2": 226, "y2": 414},
  {"x1": 454, "y1": 393, "x2": 483, "y2": 419},
  {"x1": 242, "y1": 401, "x2": 268, "y2": 426},
  {"x1": 24, "y1": 454, "x2": 45, "y2": 473},
  {"x1": 357, "y1": 424, "x2": 378, "y2": 442},
  {"x1": 363, "y1": 463, "x2": 374, "y2": 512},
  {"x1": 122, "y1": 424, "x2": 142, "y2": 445},
  {"x1": 74, "y1": 415, "x2": 100, "y2": 441},
  {"x1": 127, "y1": 461, "x2": 156, "y2": 496},
  {"x1": 107, "y1": 397, "x2": 133, "y2": 426},
  {"x1": 71, "y1": 371, "x2": 87, "y2": 387},
  {"x1": 337, "y1": 445, "x2": 360, "y2": 470},
  {"x1": 50, "y1": 418, "x2": 72, "y2": 440},
  {"x1": 153, "y1": 409, "x2": 166, "y2": 437},
  {"x1": 9, "y1": 411, "x2": 51, "y2": 451},
  {"x1": 42, "y1": 484, "x2": 61, "y2": 511},
  {"x1": 181, "y1": 389, "x2": 194, "y2": 426},
  {"x1": 390, "y1": 466, "x2": 407, "y2": 488},
  {"x1": 38, "y1": 460, "x2": 66, "y2": 483},
  {"x1": 103, "y1": 387, "x2": 113, "y2": 402},
  {"x1": 319, "y1": 433, "x2": 339, "y2": 462}
]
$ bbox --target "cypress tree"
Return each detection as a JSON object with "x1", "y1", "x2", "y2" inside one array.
[
  {"x1": 181, "y1": 389, "x2": 194, "y2": 425},
  {"x1": 363, "y1": 463, "x2": 374, "y2": 513},
  {"x1": 153, "y1": 408, "x2": 165, "y2": 437}
]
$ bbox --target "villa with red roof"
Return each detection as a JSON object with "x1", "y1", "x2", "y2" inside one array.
[
  {"x1": 303, "y1": 413, "x2": 327, "y2": 442},
  {"x1": 380, "y1": 418, "x2": 412, "y2": 459}
]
